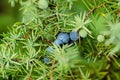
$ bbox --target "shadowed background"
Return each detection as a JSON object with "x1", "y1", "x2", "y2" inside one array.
[{"x1": 0, "y1": 0, "x2": 21, "y2": 33}]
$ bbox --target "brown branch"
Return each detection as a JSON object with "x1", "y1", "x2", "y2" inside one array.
[
  {"x1": 85, "y1": 3, "x2": 105, "y2": 20},
  {"x1": 50, "y1": 61, "x2": 56, "y2": 80}
]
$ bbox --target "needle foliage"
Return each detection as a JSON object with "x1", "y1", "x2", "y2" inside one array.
[{"x1": 1, "y1": 0, "x2": 120, "y2": 80}]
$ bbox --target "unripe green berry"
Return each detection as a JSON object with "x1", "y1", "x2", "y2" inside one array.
[
  {"x1": 38, "y1": 0, "x2": 48, "y2": 9},
  {"x1": 79, "y1": 29, "x2": 88, "y2": 38},
  {"x1": 97, "y1": 35, "x2": 105, "y2": 42}
]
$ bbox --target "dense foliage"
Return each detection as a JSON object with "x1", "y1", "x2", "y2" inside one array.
[{"x1": 1, "y1": 0, "x2": 120, "y2": 80}]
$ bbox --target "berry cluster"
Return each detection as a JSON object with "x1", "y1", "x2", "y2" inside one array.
[
  {"x1": 43, "y1": 29, "x2": 89, "y2": 63},
  {"x1": 46, "y1": 31, "x2": 79, "y2": 52}
]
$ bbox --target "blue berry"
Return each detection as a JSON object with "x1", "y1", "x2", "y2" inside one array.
[
  {"x1": 46, "y1": 46, "x2": 54, "y2": 53},
  {"x1": 54, "y1": 39, "x2": 64, "y2": 45},
  {"x1": 43, "y1": 57, "x2": 50, "y2": 64},
  {"x1": 70, "y1": 31, "x2": 79, "y2": 41},
  {"x1": 57, "y1": 32, "x2": 70, "y2": 43}
]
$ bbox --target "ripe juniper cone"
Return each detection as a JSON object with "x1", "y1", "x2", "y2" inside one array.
[
  {"x1": 46, "y1": 32, "x2": 70, "y2": 53},
  {"x1": 46, "y1": 46, "x2": 54, "y2": 53},
  {"x1": 54, "y1": 39, "x2": 63, "y2": 45},
  {"x1": 70, "y1": 31, "x2": 79, "y2": 41},
  {"x1": 57, "y1": 32, "x2": 70, "y2": 44},
  {"x1": 43, "y1": 57, "x2": 50, "y2": 64}
]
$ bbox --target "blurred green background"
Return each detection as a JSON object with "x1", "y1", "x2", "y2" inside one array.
[
  {"x1": 0, "y1": 0, "x2": 88, "y2": 34},
  {"x1": 0, "y1": 0, "x2": 21, "y2": 33}
]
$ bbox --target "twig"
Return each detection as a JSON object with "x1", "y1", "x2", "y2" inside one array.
[
  {"x1": 85, "y1": 3, "x2": 105, "y2": 20},
  {"x1": 50, "y1": 61, "x2": 55, "y2": 80}
]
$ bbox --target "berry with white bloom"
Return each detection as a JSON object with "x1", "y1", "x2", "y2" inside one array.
[
  {"x1": 70, "y1": 31, "x2": 79, "y2": 41},
  {"x1": 57, "y1": 32, "x2": 70, "y2": 44}
]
